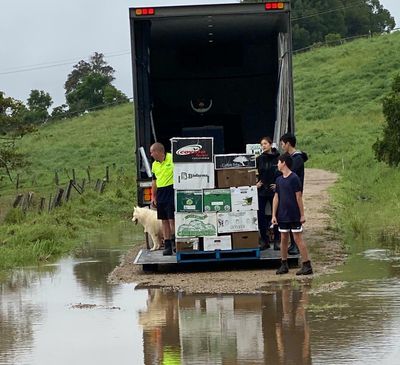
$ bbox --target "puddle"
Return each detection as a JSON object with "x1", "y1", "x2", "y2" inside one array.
[{"x1": 1, "y1": 223, "x2": 400, "y2": 364}]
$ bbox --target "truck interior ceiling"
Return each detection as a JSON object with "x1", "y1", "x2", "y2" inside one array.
[{"x1": 148, "y1": 13, "x2": 289, "y2": 153}]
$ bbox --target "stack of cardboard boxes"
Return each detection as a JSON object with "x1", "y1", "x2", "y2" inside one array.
[{"x1": 172, "y1": 137, "x2": 260, "y2": 252}]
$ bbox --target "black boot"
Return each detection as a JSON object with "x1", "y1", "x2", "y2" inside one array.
[
  {"x1": 288, "y1": 242, "x2": 300, "y2": 255},
  {"x1": 276, "y1": 260, "x2": 289, "y2": 275},
  {"x1": 163, "y1": 239, "x2": 173, "y2": 256},
  {"x1": 296, "y1": 261, "x2": 313, "y2": 275},
  {"x1": 273, "y1": 240, "x2": 280, "y2": 251}
]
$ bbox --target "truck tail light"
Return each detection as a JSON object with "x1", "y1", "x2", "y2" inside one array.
[
  {"x1": 135, "y1": 8, "x2": 155, "y2": 16},
  {"x1": 142, "y1": 187, "x2": 152, "y2": 204},
  {"x1": 265, "y1": 2, "x2": 285, "y2": 10}
]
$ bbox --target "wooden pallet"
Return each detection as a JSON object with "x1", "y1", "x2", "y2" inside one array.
[{"x1": 176, "y1": 248, "x2": 260, "y2": 263}]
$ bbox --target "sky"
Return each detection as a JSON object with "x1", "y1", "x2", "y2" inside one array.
[{"x1": 0, "y1": 0, "x2": 399, "y2": 109}]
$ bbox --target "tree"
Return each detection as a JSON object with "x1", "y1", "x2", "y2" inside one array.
[
  {"x1": 373, "y1": 75, "x2": 400, "y2": 166},
  {"x1": 25, "y1": 89, "x2": 53, "y2": 124},
  {"x1": 0, "y1": 92, "x2": 29, "y2": 182},
  {"x1": 64, "y1": 52, "x2": 127, "y2": 113},
  {"x1": 289, "y1": 0, "x2": 395, "y2": 49},
  {"x1": 51, "y1": 104, "x2": 69, "y2": 120}
]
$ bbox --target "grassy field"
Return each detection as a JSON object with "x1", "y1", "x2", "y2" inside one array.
[
  {"x1": 294, "y1": 31, "x2": 400, "y2": 253},
  {"x1": 0, "y1": 103, "x2": 138, "y2": 269},
  {"x1": 1, "y1": 31, "x2": 400, "y2": 270}
]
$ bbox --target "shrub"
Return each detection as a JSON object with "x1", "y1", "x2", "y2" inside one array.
[{"x1": 373, "y1": 74, "x2": 400, "y2": 166}]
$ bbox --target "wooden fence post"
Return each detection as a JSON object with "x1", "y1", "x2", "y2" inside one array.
[
  {"x1": 16, "y1": 174, "x2": 20, "y2": 190},
  {"x1": 72, "y1": 169, "x2": 76, "y2": 183},
  {"x1": 105, "y1": 166, "x2": 109, "y2": 182},
  {"x1": 39, "y1": 197, "x2": 46, "y2": 213},
  {"x1": 48, "y1": 194, "x2": 53, "y2": 212},
  {"x1": 13, "y1": 194, "x2": 23, "y2": 208},
  {"x1": 100, "y1": 178, "x2": 107, "y2": 194},
  {"x1": 54, "y1": 171, "x2": 59, "y2": 186},
  {"x1": 95, "y1": 179, "x2": 101, "y2": 191},
  {"x1": 86, "y1": 167, "x2": 91, "y2": 183},
  {"x1": 65, "y1": 180, "x2": 73, "y2": 201},
  {"x1": 27, "y1": 192, "x2": 34, "y2": 210},
  {"x1": 54, "y1": 188, "x2": 64, "y2": 207}
]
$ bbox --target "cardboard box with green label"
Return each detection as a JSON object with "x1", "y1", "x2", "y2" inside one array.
[
  {"x1": 175, "y1": 190, "x2": 203, "y2": 212},
  {"x1": 175, "y1": 212, "x2": 218, "y2": 238},
  {"x1": 203, "y1": 188, "x2": 231, "y2": 212}
]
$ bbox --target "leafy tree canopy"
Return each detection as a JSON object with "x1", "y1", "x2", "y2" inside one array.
[
  {"x1": 373, "y1": 75, "x2": 400, "y2": 166},
  {"x1": 292, "y1": 0, "x2": 395, "y2": 49},
  {"x1": 64, "y1": 52, "x2": 127, "y2": 114},
  {"x1": 0, "y1": 91, "x2": 29, "y2": 182},
  {"x1": 25, "y1": 89, "x2": 53, "y2": 124},
  {"x1": 243, "y1": 0, "x2": 395, "y2": 49}
]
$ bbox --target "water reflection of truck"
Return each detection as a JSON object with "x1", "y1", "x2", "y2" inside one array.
[{"x1": 129, "y1": 1, "x2": 295, "y2": 205}]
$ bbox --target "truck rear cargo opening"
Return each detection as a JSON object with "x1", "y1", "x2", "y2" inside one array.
[{"x1": 130, "y1": 2, "x2": 294, "y2": 183}]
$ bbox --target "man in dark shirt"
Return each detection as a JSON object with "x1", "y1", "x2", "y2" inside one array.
[
  {"x1": 280, "y1": 133, "x2": 308, "y2": 254},
  {"x1": 272, "y1": 153, "x2": 313, "y2": 275}
]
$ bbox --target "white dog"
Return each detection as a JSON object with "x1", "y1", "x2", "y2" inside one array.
[{"x1": 132, "y1": 206, "x2": 163, "y2": 251}]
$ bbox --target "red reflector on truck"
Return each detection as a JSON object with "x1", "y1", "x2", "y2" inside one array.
[
  {"x1": 135, "y1": 8, "x2": 155, "y2": 16},
  {"x1": 265, "y1": 2, "x2": 284, "y2": 10}
]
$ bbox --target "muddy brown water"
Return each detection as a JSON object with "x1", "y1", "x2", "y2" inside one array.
[{"x1": 1, "y1": 221, "x2": 400, "y2": 365}]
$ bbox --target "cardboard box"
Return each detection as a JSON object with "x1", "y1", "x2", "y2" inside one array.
[
  {"x1": 203, "y1": 235, "x2": 232, "y2": 251},
  {"x1": 175, "y1": 212, "x2": 217, "y2": 238},
  {"x1": 215, "y1": 153, "x2": 256, "y2": 170},
  {"x1": 175, "y1": 190, "x2": 203, "y2": 212},
  {"x1": 230, "y1": 186, "x2": 258, "y2": 211},
  {"x1": 176, "y1": 238, "x2": 199, "y2": 252},
  {"x1": 231, "y1": 231, "x2": 259, "y2": 249},
  {"x1": 171, "y1": 137, "x2": 213, "y2": 163},
  {"x1": 174, "y1": 163, "x2": 215, "y2": 190},
  {"x1": 203, "y1": 188, "x2": 231, "y2": 212},
  {"x1": 246, "y1": 144, "x2": 262, "y2": 156},
  {"x1": 216, "y1": 169, "x2": 257, "y2": 188},
  {"x1": 217, "y1": 211, "x2": 258, "y2": 233}
]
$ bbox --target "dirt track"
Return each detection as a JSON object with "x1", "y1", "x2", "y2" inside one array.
[{"x1": 108, "y1": 168, "x2": 345, "y2": 293}]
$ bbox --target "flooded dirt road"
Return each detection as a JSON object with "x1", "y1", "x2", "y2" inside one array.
[{"x1": 1, "y1": 222, "x2": 400, "y2": 364}]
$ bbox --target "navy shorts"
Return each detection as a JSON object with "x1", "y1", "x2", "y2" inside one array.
[
  {"x1": 157, "y1": 201, "x2": 175, "y2": 220},
  {"x1": 278, "y1": 222, "x2": 303, "y2": 233}
]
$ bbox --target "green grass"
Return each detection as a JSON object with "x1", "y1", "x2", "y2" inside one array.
[
  {"x1": 0, "y1": 103, "x2": 137, "y2": 270},
  {"x1": 294, "y1": 31, "x2": 400, "y2": 252},
  {"x1": 2, "y1": 32, "x2": 400, "y2": 270}
]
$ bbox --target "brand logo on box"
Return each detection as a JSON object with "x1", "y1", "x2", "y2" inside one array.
[
  {"x1": 179, "y1": 172, "x2": 210, "y2": 183},
  {"x1": 176, "y1": 144, "x2": 202, "y2": 155}
]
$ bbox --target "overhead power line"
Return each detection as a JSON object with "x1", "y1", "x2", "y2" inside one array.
[
  {"x1": 292, "y1": 0, "x2": 366, "y2": 21},
  {"x1": 0, "y1": 50, "x2": 130, "y2": 76},
  {"x1": 0, "y1": 1, "x2": 394, "y2": 76}
]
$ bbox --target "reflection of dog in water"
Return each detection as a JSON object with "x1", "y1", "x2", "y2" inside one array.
[{"x1": 132, "y1": 206, "x2": 163, "y2": 251}]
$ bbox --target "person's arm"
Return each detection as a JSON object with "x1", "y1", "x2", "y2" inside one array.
[
  {"x1": 296, "y1": 191, "x2": 305, "y2": 224},
  {"x1": 271, "y1": 192, "x2": 279, "y2": 225},
  {"x1": 151, "y1": 178, "x2": 157, "y2": 208}
]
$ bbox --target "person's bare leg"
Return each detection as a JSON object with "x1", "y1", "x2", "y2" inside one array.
[
  {"x1": 162, "y1": 220, "x2": 171, "y2": 241},
  {"x1": 168, "y1": 219, "x2": 175, "y2": 237},
  {"x1": 280, "y1": 232, "x2": 290, "y2": 260},
  {"x1": 292, "y1": 232, "x2": 309, "y2": 262}
]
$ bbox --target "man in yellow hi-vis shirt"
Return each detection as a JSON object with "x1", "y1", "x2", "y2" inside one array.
[{"x1": 150, "y1": 142, "x2": 175, "y2": 255}]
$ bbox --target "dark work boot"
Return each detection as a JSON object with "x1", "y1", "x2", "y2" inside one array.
[
  {"x1": 273, "y1": 240, "x2": 280, "y2": 251},
  {"x1": 163, "y1": 239, "x2": 173, "y2": 256},
  {"x1": 288, "y1": 242, "x2": 300, "y2": 255},
  {"x1": 276, "y1": 260, "x2": 289, "y2": 275},
  {"x1": 296, "y1": 261, "x2": 313, "y2": 275}
]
